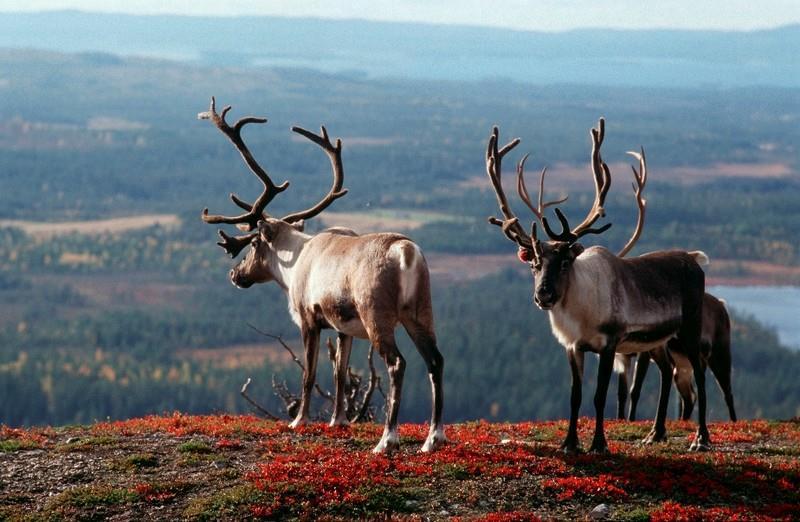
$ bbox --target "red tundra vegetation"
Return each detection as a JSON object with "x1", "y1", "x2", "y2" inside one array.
[{"x1": 1, "y1": 415, "x2": 798, "y2": 520}]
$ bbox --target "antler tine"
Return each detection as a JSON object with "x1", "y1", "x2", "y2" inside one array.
[
  {"x1": 541, "y1": 118, "x2": 612, "y2": 243},
  {"x1": 280, "y1": 125, "x2": 349, "y2": 223},
  {"x1": 199, "y1": 97, "x2": 290, "y2": 233},
  {"x1": 516, "y1": 155, "x2": 569, "y2": 221},
  {"x1": 485, "y1": 127, "x2": 532, "y2": 249},
  {"x1": 216, "y1": 229, "x2": 259, "y2": 259},
  {"x1": 618, "y1": 147, "x2": 648, "y2": 257},
  {"x1": 563, "y1": 117, "x2": 612, "y2": 239}
]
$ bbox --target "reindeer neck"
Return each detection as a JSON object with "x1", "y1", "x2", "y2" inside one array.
[
  {"x1": 267, "y1": 228, "x2": 312, "y2": 292},
  {"x1": 549, "y1": 246, "x2": 618, "y2": 344}
]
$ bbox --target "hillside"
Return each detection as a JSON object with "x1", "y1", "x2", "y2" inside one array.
[
  {"x1": 1, "y1": 415, "x2": 798, "y2": 520},
  {"x1": 1, "y1": 12, "x2": 798, "y2": 87}
]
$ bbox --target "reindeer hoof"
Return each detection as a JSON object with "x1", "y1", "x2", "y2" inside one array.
[
  {"x1": 420, "y1": 429, "x2": 448, "y2": 453},
  {"x1": 372, "y1": 433, "x2": 400, "y2": 454},
  {"x1": 588, "y1": 440, "x2": 610, "y2": 455},
  {"x1": 372, "y1": 439, "x2": 400, "y2": 455},
  {"x1": 328, "y1": 416, "x2": 349, "y2": 428},
  {"x1": 641, "y1": 429, "x2": 668, "y2": 445},
  {"x1": 689, "y1": 439, "x2": 712, "y2": 452},
  {"x1": 689, "y1": 430, "x2": 712, "y2": 452},
  {"x1": 559, "y1": 439, "x2": 582, "y2": 455},
  {"x1": 289, "y1": 417, "x2": 308, "y2": 429}
]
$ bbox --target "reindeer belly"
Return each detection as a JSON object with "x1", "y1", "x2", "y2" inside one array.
[
  {"x1": 616, "y1": 318, "x2": 681, "y2": 354},
  {"x1": 313, "y1": 297, "x2": 369, "y2": 339}
]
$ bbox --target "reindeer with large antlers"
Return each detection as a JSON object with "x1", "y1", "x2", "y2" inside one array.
[
  {"x1": 199, "y1": 98, "x2": 446, "y2": 454},
  {"x1": 486, "y1": 118, "x2": 711, "y2": 452}
]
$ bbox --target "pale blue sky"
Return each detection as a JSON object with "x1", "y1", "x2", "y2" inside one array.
[{"x1": 1, "y1": 0, "x2": 798, "y2": 31}]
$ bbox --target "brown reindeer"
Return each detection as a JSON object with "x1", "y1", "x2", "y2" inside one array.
[
  {"x1": 198, "y1": 98, "x2": 445, "y2": 453},
  {"x1": 617, "y1": 292, "x2": 737, "y2": 422},
  {"x1": 485, "y1": 118, "x2": 711, "y2": 452}
]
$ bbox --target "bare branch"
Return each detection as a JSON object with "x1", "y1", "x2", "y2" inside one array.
[
  {"x1": 240, "y1": 378, "x2": 280, "y2": 420},
  {"x1": 352, "y1": 345, "x2": 380, "y2": 423}
]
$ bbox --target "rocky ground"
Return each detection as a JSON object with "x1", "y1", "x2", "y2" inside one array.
[{"x1": 1, "y1": 415, "x2": 798, "y2": 520}]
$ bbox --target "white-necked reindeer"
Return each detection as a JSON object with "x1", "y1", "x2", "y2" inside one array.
[
  {"x1": 198, "y1": 98, "x2": 445, "y2": 454},
  {"x1": 486, "y1": 119, "x2": 711, "y2": 452},
  {"x1": 616, "y1": 292, "x2": 736, "y2": 422}
]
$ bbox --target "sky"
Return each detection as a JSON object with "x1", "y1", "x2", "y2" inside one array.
[{"x1": 0, "y1": 0, "x2": 799, "y2": 31}]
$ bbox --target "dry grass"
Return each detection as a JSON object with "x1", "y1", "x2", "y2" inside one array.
[
  {"x1": 175, "y1": 343, "x2": 296, "y2": 369},
  {"x1": 318, "y1": 209, "x2": 462, "y2": 232},
  {"x1": 0, "y1": 214, "x2": 180, "y2": 238},
  {"x1": 459, "y1": 161, "x2": 796, "y2": 192}
]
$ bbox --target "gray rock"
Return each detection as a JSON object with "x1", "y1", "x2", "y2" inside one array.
[{"x1": 589, "y1": 503, "x2": 611, "y2": 520}]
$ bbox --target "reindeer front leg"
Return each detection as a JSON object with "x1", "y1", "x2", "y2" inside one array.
[
  {"x1": 330, "y1": 333, "x2": 353, "y2": 427},
  {"x1": 561, "y1": 348, "x2": 584, "y2": 453},
  {"x1": 290, "y1": 325, "x2": 320, "y2": 429},
  {"x1": 589, "y1": 345, "x2": 615, "y2": 454}
]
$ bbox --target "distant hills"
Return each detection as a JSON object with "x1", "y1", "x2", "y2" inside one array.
[{"x1": 1, "y1": 10, "x2": 798, "y2": 87}]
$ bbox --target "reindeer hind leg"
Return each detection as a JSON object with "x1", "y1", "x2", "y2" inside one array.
[
  {"x1": 402, "y1": 316, "x2": 446, "y2": 452},
  {"x1": 369, "y1": 328, "x2": 405, "y2": 454}
]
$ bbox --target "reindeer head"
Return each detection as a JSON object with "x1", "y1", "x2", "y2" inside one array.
[
  {"x1": 228, "y1": 219, "x2": 308, "y2": 288},
  {"x1": 486, "y1": 119, "x2": 647, "y2": 310},
  {"x1": 198, "y1": 97, "x2": 348, "y2": 287}
]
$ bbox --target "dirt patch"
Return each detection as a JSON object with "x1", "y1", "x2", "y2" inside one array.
[
  {"x1": 707, "y1": 259, "x2": 800, "y2": 286},
  {"x1": 318, "y1": 209, "x2": 460, "y2": 233},
  {"x1": 0, "y1": 214, "x2": 181, "y2": 238},
  {"x1": 175, "y1": 343, "x2": 295, "y2": 369},
  {"x1": 426, "y1": 253, "x2": 523, "y2": 283},
  {"x1": 459, "y1": 161, "x2": 796, "y2": 192}
]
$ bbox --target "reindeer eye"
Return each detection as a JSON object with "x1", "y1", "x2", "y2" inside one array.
[
  {"x1": 532, "y1": 261, "x2": 542, "y2": 272},
  {"x1": 250, "y1": 237, "x2": 260, "y2": 247},
  {"x1": 560, "y1": 259, "x2": 570, "y2": 271}
]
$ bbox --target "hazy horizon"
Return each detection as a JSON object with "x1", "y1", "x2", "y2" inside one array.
[{"x1": 1, "y1": 1, "x2": 799, "y2": 32}]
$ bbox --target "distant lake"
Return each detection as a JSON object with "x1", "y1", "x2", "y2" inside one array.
[{"x1": 709, "y1": 286, "x2": 800, "y2": 351}]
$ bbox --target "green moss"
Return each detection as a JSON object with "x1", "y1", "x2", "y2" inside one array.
[
  {"x1": 47, "y1": 485, "x2": 136, "y2": 509},
  {"x1": 57, "y1": 436, "x2": 116, "y2": 452},
  {"x1": 183, "y1": 485, "x2": 265, "y2": 521},
  {"x1": 177, "y1": 440, "x2": 213, "y2": 454},
  {"x1": 0, "y1": 440, "x2": 30, "y2": 453},
  {"x1": 614, "y1": 505, "x2": 652, "y2": 521},
  {"x1": 119, "y1": 453, "x2": 159, "y2": 471},
  {"x1": 439, "y1": 464, "x2": 473, "y2": 480}
]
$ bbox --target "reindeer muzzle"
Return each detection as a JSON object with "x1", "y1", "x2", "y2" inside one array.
[
  {"x1": 230, "y1": 269, "x2": 254, "y2": 289},
  {"x1": 534, "y1": 289, "x2": 556, "y2": 310}
]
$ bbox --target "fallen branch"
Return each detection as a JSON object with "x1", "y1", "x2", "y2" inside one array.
[{"x1": 240, "y1": 378, "x2": 280, "y2": 420}]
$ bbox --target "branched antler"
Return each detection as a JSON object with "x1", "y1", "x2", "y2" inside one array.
[
  {"x1": 200, "y1": 98, "x2": 349, "y2": 257},
  {"x1": 281, "y1": 126, "x2": 349, "y2": 223},
  {"x1": 199, "y1": 97, "x2": 289, "y2": 232},
  {"x1": 485, "y1": 127, "x2": 533, "y2": 249},
  {"x1": 540, "y1": 118, "x2": 613, "y2": 243},
  {"x1": 618, "y1": 148, "x2": 648, "y2": 257},
  {"x1": 516, "y1": 155, "x2": 569, "y2": 222}
]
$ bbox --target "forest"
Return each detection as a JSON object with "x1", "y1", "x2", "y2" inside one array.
[{"x1": 1, "y1": 49, "x2": 800, "y2": 427}]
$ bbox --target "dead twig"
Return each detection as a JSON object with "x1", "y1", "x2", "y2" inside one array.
[{"x1": 240, "y1": 378, "x2": 280, "y2": 420}]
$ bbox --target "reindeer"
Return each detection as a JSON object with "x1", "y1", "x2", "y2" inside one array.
[
  {"x1": 485, "y1": 118, "x2": 711, "y2": 452},
  {"x1": 617, "y1": 292, "x2": 736, "y2": 422},
  {"x1": 198, "y1": 98, "x2": 445, "y2": 454}
]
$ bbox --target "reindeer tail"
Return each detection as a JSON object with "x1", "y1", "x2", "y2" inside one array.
[{"x1": 688, "y1": 251, "x2": 710, "y2": 266}]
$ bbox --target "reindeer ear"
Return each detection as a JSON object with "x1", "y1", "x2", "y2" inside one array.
[
  {"x1": 569, "y1": 243, "x2": 585, "y2": 258},
  {"x1": 258, "y1": 220, "x2": 277, "y2": 242},
  {"x1": 290, "y1": 219, "x2": 305, "y2": 232}
]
